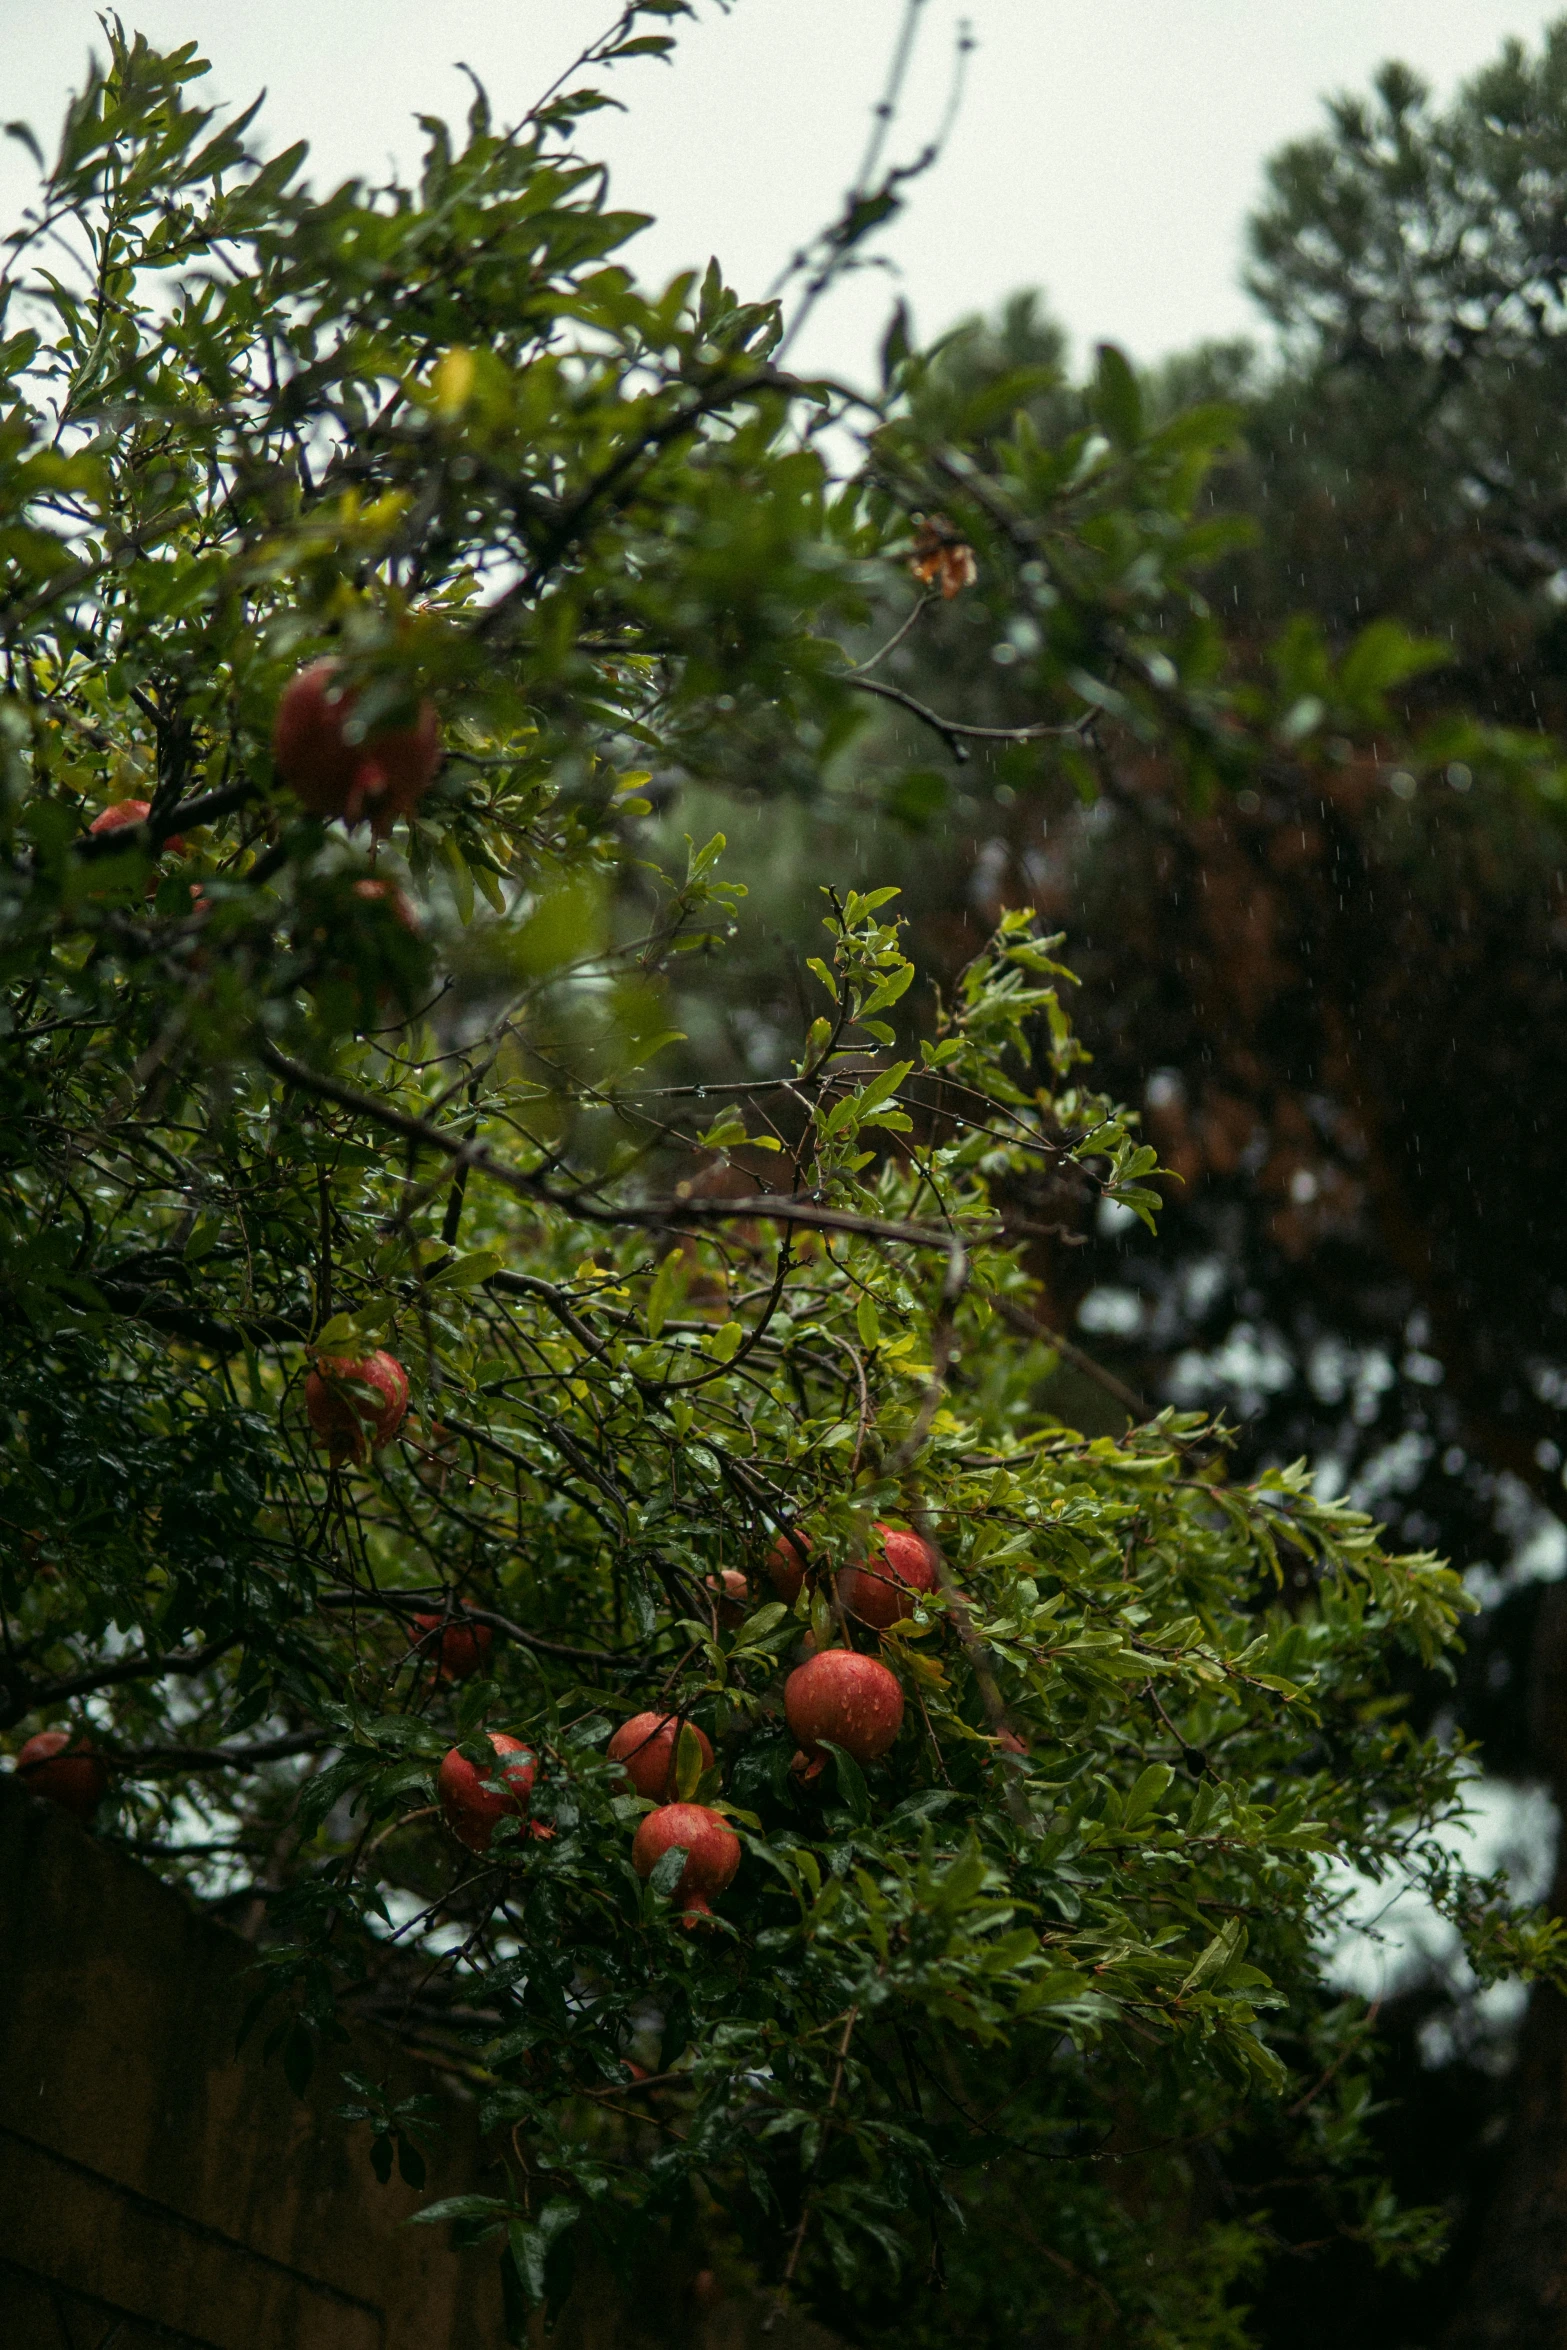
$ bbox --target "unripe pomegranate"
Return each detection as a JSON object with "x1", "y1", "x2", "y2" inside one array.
[
  {"x1": 765, "y1": 1527, "x2": 812, "y2": 1605},
  {"x1": 16, "y1": 1730, "x2": 109, "y2": 1821},
  {"x1": 439, "y1": 1732, "x2": 536, "y2": 1852},
  {"x1": 409, "y1": 1611, "x2": 492, "y2": 1680},
  {"x1": 273, "y1": 659, "x2": 440, "y2": 835},
  {"x1": 607, "y1": 1712, "x2": 713, "y2": 1802},
  {"x1": 836, "y1": 1523, "x2": 938, "y2": 1630},
  {"x1": 632, "y1": 1802, "x2": 740, "y2": 1920},
  {"x1": 88, "y1": 798, "x2": 187, "y2": 855},
  {"x1": 304, "y1": 1350, "x2": 409, "y2": 1461},
  {"x1": 785, "y1": 1650, "x2": 904, "y2": 1767},
  {"x1": 705, "y1": 1568, "x2": 749, "y2": 1627}
]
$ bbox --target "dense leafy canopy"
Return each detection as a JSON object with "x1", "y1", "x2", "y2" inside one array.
[
  {"x1": 2, "y1": 22, "x2": 1557, "y2": 2344},
  {"x1": 765, "y1": 26, "x2": 1567, "y2": 2344}
]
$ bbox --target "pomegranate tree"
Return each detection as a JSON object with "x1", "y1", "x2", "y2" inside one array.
[
  {"x1": 438, "y1": 1733, "x2": 537, "y2": 1851},
  {"x1": 304, "y1": 1350, "x2": 409, "y2": 1461},
  {"x1": 631, "y1": 1802, "x2": 740, "y2": 1920},
  {"x1": 784, "y1": 1649, "x2": 905, "y2": 1768},
  {"x1": 607, "y1": 1712, "x2": 713, "y2": 1801},
  {"x1": 272, "y1": 658, "x2": 440, "y2": 834}
]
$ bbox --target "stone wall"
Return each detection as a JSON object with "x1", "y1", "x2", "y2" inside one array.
[
  {"x1": 0, "y1": 1772, "x2": 501, "y2": 2346},
  {"x1": 0, "y1": 1776, "x2": 835, "y2": 2350}
]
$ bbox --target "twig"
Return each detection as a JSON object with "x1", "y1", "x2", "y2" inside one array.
[
  {"x1": 254, "y1": 1039, "x2": 1005, "y2": 1257},
  {"x1": 122, "y1": 1729, "x2": 326, "y2": 1773},
  {"x1": 989, "y1": 1294, "x2": 1150, "y2": 1421},
  {"x1": 318, "y1": 1581, "x2": 630, "y2": 1667},
  {"x1": 765, "y1": 2003, "x2": 860, "y2": 2330},
  {"x1": 886, "y1": 1235, "x2": 968, "y2": 1475},
  {"x1": 841, "y1": 671, "x2": 1092, "y2": 765},
  {"x1": 0, "y1": 1635, "x2": 240, "y2": 1730}
]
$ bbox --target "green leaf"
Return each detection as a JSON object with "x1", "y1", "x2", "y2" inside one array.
[
  {"x1": 817, "y1": 1738, "x2": 870, "y2": 1824},
  {"x1": 644, "y1": 1249, "x2": 685, "y2": 1339},
  {"x1": 1120, "y1": 1762, "x2": 1173, "y2": 1829},
  {"x1": 508, "y1": 2200, "x2": 580, "y2": 2313},
  {"x1": 435, "y1": 1248, "x2": 506, "y2": 1289},
  {"x1": 1179, "y1": 1915, "x2": 1246, "y2": 1997},
  {"x1": 648, "y1": 1842, "x2": 691, "y2": 1899},
  {"x1": 675, "y1": 1719, "x2": 706, "y2": 1799},
  {"x1": 408, "y1": 2192, "x2": 514, "y2": 2228},
  {"x1": 1092, "y1": 342, "x2": 1143, "y2": 447},
  {"x1": 706, "y1": 1319, "x2": 744, "y2": 1363}
]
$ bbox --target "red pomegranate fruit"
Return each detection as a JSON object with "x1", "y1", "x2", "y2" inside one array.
[
  {"x1": 273, "y1": 658, "x2": 440, "y2": 835},
  {"x1": 304, "y1": 1350, "x2": 409, "y2": 1461},
  {"x1": 631, "y1": 1802, "x2": 741, "y2": 1920},
  {"x1": 409, "y1": 1612, "x2": 493, "y2": 1680},
  {"x1": 607, "y1": 1712, "x2": 714, "y2": 1802},
  {"x1": 836, "y1": 1524, "x2": 939, "y2": 1630},
  {"x1": 16, "y1": 1730, "x2": 109, "y2": 1821},
  {"x1": 765, "y1": 1528, "x2": 812, "y2": 1605},
  {"x1": 705, "y1": 1568, "x2": 749, "y2": 1627},
  {"x1": 88, "y1": 798, "x2": 187, "y2": 855},
  {"x1": 784, "y1": 1650, "x2": 904, "y2": 1767},
  {"x1": 352, "y1": 875, "x2": 421, "y2": 930},
  {"x1": 438, "y1": 1733, "x2": 537, "y2": 1852}
]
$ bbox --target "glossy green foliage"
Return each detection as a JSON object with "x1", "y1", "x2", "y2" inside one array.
[{"x1": 0, "y1": 29, "x2": 1557, "y2": 2346}]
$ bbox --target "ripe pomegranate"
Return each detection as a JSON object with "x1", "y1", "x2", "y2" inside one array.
[
  {"x1": 409, "y1": 1611, "x2": 492, "y2": 1680},
  {"x1": 631, "y1": 1802, "x2": 740, "y2": 1920},
  {"x1": 784, "y1": 1650, "x2": 904, "y2": 1767},
  {"x1": 273, "y1": 659, "x2": 440, "y2": 834},
  {"x1": 997, "y1": 1727, "x2": 1029, "y2": 1756},
  {"x1": 765, "y1": 1528, "x2": 812, "y2": 1605},
  {"x1": 705, "y1": 1568, "x2": 749, "y2": 1626},
  {"x1": 607, "y1": 1712, "x2": 714, "y2": 1802},
  {"x1": 15, "y1": 1730, "x2": 109, "y2": 1821},
  {"x1": 304, "y1": 1350, "x2": 409, "y2": 1461},
  {"x1": 87, "y1": 798, "x2": 187, "y2": 855},
  {"x1": 836, "y1": 1523, "x2": 938, "y2": 1630},
  {"x1": 438, "y1": 1732, "x2": 536, "y2": 1852},
  {"x1": 351, "y1": 875, "x2": 420, "y2": 930}
]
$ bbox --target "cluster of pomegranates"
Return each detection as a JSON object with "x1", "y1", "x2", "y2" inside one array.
[
  {"x1": 7, "y1": 1516, "x2": 936, "y2": 1935},
  {"x1": 579, "y1": 1521, "x2": 937, "y2": 1916},
  {"x1": 764, "y1": 1519, "x2": 939, "y2": 1631},
  {"x1": 760, "y1": 1517, "x2": 937, "y2": 1780}
]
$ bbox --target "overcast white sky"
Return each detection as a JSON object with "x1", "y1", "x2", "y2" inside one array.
[{"x1": 1, "y1": 1, "x2": 1560, "y2": 378}]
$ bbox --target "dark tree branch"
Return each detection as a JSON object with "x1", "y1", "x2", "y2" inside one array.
[
  {"x1": 0, "y1": 1637, "x2": 242, "y2": 1730},
  {"x1": 254, "y1": 1040, "x2": 1006, "y2": 1256},
  {"x1": 840, "y1": 671, "x2": 1091, "y2": 763}
]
